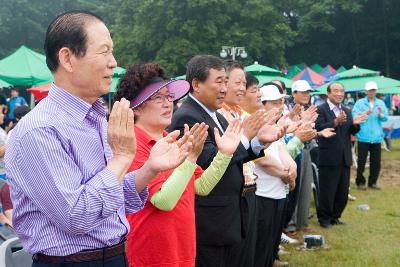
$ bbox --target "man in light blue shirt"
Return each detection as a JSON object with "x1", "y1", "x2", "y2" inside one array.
[
  {"x1": 352, "y1": 81, "x2": 388, "y2": 190},
  {"x1": 8, "y1": 88, "x2": 27, "y2": 121}
]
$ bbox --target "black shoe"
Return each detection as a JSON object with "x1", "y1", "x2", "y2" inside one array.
[
  {"x1": 319, "y1": 222, "x2": 332, "y2": 229},
  {"x1": 368, "y1": 184, "x2": 381, "y2": 190},
  {"x1": 331, "y1": 219, "x2": 346, "y2": 225},
  {"x1": 357, "y1": 184, "x2": 367, "y2": 190}
]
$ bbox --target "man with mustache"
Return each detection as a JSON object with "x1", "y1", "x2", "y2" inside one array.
[
  {"x1": 352, "y1": 81, "x2": 389, "y2": 190},
  {"x1": 315, "y1": 82, "x2": 367, "y2": 228}
]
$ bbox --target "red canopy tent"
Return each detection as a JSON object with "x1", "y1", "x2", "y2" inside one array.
[
  {"x1": 292, "y1": 67, "x2": 326, "y2": 88},
  {"x1": 27, "y1": 82, "x2": 51, "y2": 102}
]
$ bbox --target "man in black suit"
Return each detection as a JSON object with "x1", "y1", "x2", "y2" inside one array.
[
  {"x1": 169, "y1": 55, "x2": 284, "y2": 267},
  {"x1": 315, "y1": 82, "x2": 367, "y2": 228}
]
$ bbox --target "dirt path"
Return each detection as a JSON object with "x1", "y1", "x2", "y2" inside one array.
[{"x1": 350, "y1": 160, "x2": 400, "y2": 186}]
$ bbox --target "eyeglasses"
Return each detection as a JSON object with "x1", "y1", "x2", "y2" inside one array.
[{"x1": 148, "y1": 93, "x2": 175, "y2": 104}]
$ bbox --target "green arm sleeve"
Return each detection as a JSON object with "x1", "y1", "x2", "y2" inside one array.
[
  {"x1": 285, "y1": 136, "x2": 304, "y2": 159},
  {"x1": 150, "y1": 160, "x2": 197, "y2": 211},
  {"x1": 195, "y1": 152, "x2": 232, "y2": 196}
]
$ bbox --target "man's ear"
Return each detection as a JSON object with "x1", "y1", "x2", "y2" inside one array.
[
  {"x1": 58, "y1": 47, "x2": 74, "y2": 73},
  {"x1": 192, "y1": 78, "x2": 200, "y2": 93}
]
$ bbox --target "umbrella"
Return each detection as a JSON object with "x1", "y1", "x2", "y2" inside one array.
[
  {"x1": 311, "y1": 64, "x2": 323, "y2": 73},
  {"x1": 108, "y1": 67, "x2": 126, "y2": 93},
  {"x1": 255, "y1": 75, "x2": 293, "y2": 88},
  {"x1": 110, "y1": 77, "x2": 121, "y2": 93},
  {"x1": 285, "y1": 66, "x2": 303, "y2": 79},
  {"x1": 320, "y1": 65, "x2": 336, "y2": 78},
  {"x1": 245, "y1": 62, "x2": 281, "y2": 76},
  {"x1": 174, "y1": 75, "x2": 186, "y2": 80},
  {"x1": 0, "y1": 45, "x2": 53, "y2": 86},
  {"x1": 292, "y1": 67, "x2": 326, "y2": 88},
  {"x1": 314, "y1": 76, "x2": 400, "y2": 94},
  {"x1": 113, "y1": 67, "x2": 126, "y2": 77},
  {"x1": 334, "y1": 67, "x2": 379, "y2": 79},
  {"x1": 0, "y1": 79, "x2": 11, "y2": 88}
]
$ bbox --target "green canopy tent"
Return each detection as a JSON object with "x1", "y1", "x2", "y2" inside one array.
[
  {"x1": 311, "y1": 64, "x2": 323, "y2": 73},
  {"x1": 244, "y1": 62, "x2": 281, "y2": 76},
  {"x1": 314, "y1": 76, "x2": 400, "y2": 94},
  {"x1": 0, "y1": 45, "x2": 52, "y2": 86},
  {"x1": 378, "y1": 87, "x2": 400, "y2": 95},
  {"x1": 285, "y1": 66, "x2": 303, "y2": 79},
  {"x1": 290, "y1": 63, "x2": 306, "y2": 70},
  {"x1": 336, "y1": 66, "x2": 347, "y2": 73},
  {"x1": 0, "y1": 79, "x2": 11, "y2": 88}
]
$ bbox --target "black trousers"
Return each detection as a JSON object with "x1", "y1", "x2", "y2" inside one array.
[
  {"x1": 317, "y1": 164, "x2": 350, "y2": 224},
  {"x1": 31, "y1": 253, "x2": 128, "y2": 267},
  {"x1": 196, "y1": 193, "x2": 257, "y2": 267},
  {"x1": 356, "y1": 141, "x2": 381, "y2": 186},
  {"x1": 255, "y1": 196, "x2": 286, "y2": 267},
  {"x1": 196, "y1": 244, "x2": 231, "y2": 267}
]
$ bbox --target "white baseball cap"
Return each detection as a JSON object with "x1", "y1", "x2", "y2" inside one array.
[
  {"x1": 292, "y1": 80, "x2": 312, "y2": 92},
  {"x1": 364, "y1": 81, "x2": 378, "y2": 91},
  {"x1": 260, "y1": 84, "x2": 288, "y2": 101}
]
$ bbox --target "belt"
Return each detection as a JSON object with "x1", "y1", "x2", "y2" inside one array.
[
  {"x1": 241, "y1": 183, "x2": 257, "y2": 197},
  {"x1": 32, "y1": 241, "x2": 126, "y2": 264}
]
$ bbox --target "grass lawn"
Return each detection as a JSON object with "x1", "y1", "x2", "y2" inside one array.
[{"x1": 281, "y1": 139, "x2": 400, "y2": 267}]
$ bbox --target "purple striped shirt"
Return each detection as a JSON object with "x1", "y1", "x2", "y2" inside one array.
[{"x1": 5, "y1": 84, "x2": 148, "y2": 256}]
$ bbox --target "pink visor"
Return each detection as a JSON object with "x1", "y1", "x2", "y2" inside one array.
[{"x1": 130, "y1": 78, "x2": 190, "y2": 109}]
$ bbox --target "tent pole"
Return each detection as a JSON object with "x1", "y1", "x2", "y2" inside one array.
[{"x1": 30, "y1": 92, "x2": 35, "y2": 109}]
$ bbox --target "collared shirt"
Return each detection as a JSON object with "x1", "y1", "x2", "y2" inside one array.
[
  {"x1": 327, "y1": 99, "x2": 341, "y2": 117},
  {"x1": 189, "y1": 93, "x2": 224, "y2": 132},
  {"x1": 352, "y1": 96, "x2": 388, "y2": 143},
  {"x1": 219, "y1": 103, "x2": 243, "y2": 121},
  {"x1": 5, "y1": 84, "x2": 148, "y2": 256}
]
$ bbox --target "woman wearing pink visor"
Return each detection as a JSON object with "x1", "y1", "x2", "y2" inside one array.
[{"x1": 114, "y1": 63, "x2": 243, "y2": 267}]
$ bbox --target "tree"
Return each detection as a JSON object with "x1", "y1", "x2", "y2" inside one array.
[
  {"x1": 0, "y1": 0, "x2": 120, "y2": 57},
  {"x1": 111, "y1": 0, "x2": 295, "y2": 75}
]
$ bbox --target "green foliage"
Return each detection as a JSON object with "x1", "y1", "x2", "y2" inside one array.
[
  {"x1": 1, "y1": 0, "x2": 400, "y2": 79},
  {"x1": 0, "y1": 0, "x2": 120, "y2": 56},
  {"x1": 112, "y1": 0, "x2": 295, "y2": 75}
]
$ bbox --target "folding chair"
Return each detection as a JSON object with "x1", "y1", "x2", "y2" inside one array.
[{"x1": 0, "y1": 237, "x2": 32, "y2": 267}]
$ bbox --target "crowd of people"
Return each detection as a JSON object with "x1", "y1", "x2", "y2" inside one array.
[
  {"x1": 0, "y1": 87, "x2": 30, "y2": 229},
  {"x1": 2, "y1": 11, "x2": 391, "y2": 267}
]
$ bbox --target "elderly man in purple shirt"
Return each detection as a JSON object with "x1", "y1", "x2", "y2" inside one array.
[{"x1": 5, "y1": 11, "x2": 192, "y2": 267}]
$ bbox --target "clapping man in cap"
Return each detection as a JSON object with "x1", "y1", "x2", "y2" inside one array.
[
  {"x1": 352, "y1": 81, "x2": 388, "y2": 190},
  {"x1": 283, "y1": 80, "x2": 319, "y2": 234}
]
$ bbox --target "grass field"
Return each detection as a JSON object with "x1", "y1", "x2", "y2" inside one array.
[{"x1": 281, "y1": 139, "x2": 400, "y2": 267}]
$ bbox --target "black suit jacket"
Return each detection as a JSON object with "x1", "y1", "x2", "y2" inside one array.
[
  {"x1": 168, "y1": 96, "x2": 261, "y2": 246},
  {"x1": 315, "y1": 102, "x2": 360, "y2": 167}
]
